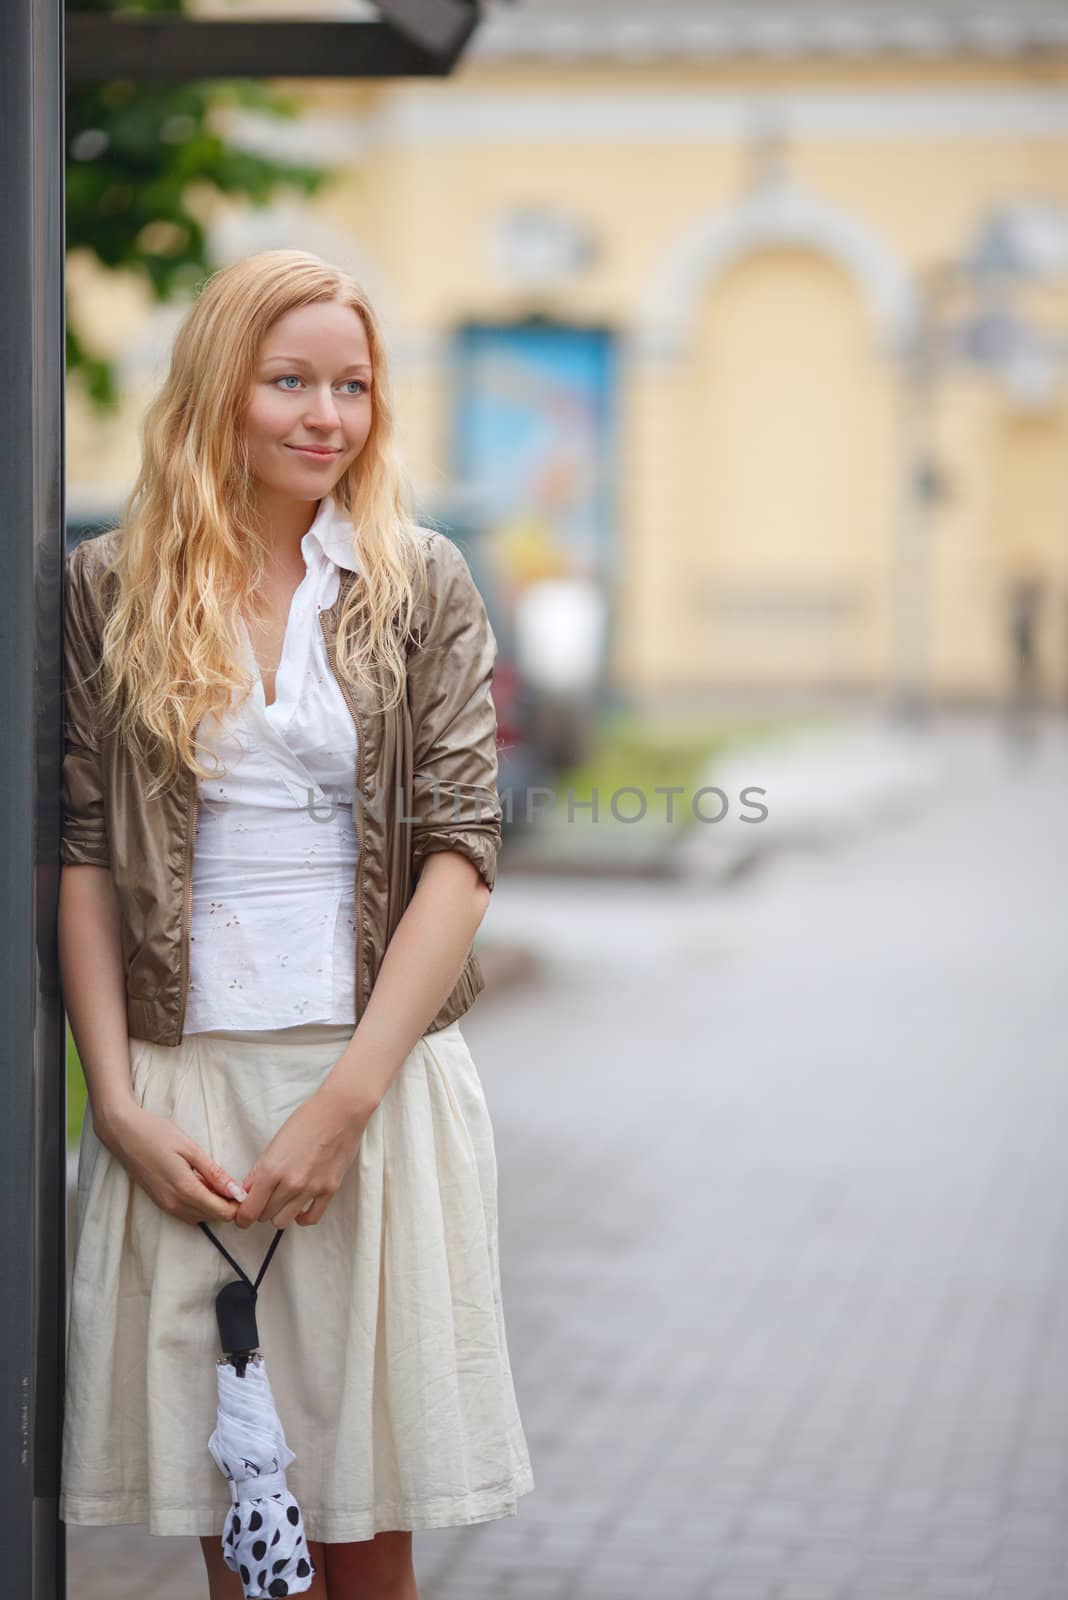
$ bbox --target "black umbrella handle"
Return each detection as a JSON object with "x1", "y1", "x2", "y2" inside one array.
[{"x1": 199, "y1": 1222, "x2": 286, "y2": 1369}]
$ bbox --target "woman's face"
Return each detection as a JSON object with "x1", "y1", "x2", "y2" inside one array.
[{"x1": 243, "y1": 299, "x2": 374, "y2": 506}]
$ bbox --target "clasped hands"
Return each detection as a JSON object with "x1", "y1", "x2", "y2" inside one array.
[{"x1": 226, "y1": 1083, "x2": 377, "y2": 1232}]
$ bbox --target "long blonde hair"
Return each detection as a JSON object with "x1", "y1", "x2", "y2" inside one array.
[{"x1": 90, "y1": 248, "x2": 427, "y2": 797}]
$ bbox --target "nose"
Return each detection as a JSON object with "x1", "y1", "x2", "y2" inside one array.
[{"x1": 304, "y1": 383, "x2": 342, "y2": 432}]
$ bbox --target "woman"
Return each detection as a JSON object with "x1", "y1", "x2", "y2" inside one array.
[{"x1": 59, "y1": 248, "x2": 534, "y2": 1599}]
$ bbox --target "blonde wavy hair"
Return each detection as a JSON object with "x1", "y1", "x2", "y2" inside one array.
[{"x1": 91, "y1": 248, "x2": 428, "y2": 798}]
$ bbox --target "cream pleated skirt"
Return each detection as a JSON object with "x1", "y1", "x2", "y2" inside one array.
[{"x1": 60, "y1": 1018, "x2": 534, "y2": 1541}]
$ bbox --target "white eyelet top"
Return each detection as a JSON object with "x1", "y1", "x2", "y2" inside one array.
[{"x1": 183, "y1": 496, "x2": 362, "y2": 1035}]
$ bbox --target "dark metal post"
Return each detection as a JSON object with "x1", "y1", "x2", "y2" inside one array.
[{"x1": 0, "y1": 0, "x2": 67, "y2": 1594}]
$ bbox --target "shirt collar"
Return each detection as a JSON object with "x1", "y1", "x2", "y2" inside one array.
[{"x1": 301, "y1": 495, "x2": 362, "y2": 575}]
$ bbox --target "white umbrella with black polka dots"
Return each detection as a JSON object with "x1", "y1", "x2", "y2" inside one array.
[{"x1": 200, "y1": 1223, "x2": 317, "y2": 1599}]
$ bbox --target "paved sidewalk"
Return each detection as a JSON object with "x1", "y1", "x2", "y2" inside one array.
[{"x1": 422, "y1": 712, "x2": 1068, "y2": 1599}]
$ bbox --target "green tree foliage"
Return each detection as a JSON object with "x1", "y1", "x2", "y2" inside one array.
[{"x1": 67, "y1": 0, "x2": 333, "y2": 409}]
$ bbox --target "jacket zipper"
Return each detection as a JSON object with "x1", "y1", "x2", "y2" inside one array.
[
  {"x1": 319, "y1": 609, "x2": 365, "y2": 1021},
  {"x1": 177, "y1": 759, "x2": 198, "y2": 1043}
]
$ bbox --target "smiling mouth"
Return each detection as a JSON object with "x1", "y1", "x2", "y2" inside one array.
[{"x1": 287, "y1": 445, "x2": 341, "y2": 456}]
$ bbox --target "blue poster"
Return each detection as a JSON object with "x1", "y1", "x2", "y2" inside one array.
[{"x1": 450, "y1": 323, "x2": 617, "y2": 614}]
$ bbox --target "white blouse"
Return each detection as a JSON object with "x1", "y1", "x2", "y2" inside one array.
[{"x1": 183, "y1": 496, "x2": 363, "y2": 1034}]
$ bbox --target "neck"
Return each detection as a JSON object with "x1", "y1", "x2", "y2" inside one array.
[{"x1": 249, "y1": 488, "x2": 324, "y2": 572}]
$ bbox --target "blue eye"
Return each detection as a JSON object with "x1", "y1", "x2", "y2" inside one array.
[{"x1": 273, "y1": 375, "x2": 368, "y2": 394}]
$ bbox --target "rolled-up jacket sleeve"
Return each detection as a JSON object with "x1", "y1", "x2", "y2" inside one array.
[
  {"x1": 61, "y1": 544, "x2": 111, "y2": 868},
  {"x1": 407, "y1": 533, "x2": 503, "y2": 892}
]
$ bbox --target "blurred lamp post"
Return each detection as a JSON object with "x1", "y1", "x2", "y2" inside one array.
[{"x1": 894, "y1": 203, "x2": 1068, "y2": 725}]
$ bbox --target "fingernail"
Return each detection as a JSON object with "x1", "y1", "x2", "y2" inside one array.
[{"x1": 227, "y1": 1182, "x2": 249, "y2": 1202}]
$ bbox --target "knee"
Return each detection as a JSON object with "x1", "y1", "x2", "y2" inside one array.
[{"x1": 324, "y1": 1530, "x2": 416, "y2": 1598}]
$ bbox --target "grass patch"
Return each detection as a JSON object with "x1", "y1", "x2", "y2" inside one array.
[
  {"x1": 551, "y1": 710, "x2": 804, "y2": 832},
  {"x1": 67, "y1": 1024, "x2": 87, "y2": 1150}
]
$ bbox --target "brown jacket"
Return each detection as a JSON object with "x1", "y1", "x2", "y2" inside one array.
[{"x1": 61, "y1": 525, "x2": 503, "y2": 1048}]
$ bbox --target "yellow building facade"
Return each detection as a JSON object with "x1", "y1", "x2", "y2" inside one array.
[{"x1": 68, "y1": 3, "x2": 1068, "y2": 708}]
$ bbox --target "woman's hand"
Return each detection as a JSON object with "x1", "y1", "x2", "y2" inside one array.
[
  {"x1": 102, "y1": 1103, "x2": 249, "y2": 1226},
  {"x1": 232, "y1": 1087, "x2": 377, "y2": 1231}
]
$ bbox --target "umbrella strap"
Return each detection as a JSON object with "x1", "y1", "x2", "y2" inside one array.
[{"x1": 198, "y1": 1221, "x2": 285, "y2": 1292}]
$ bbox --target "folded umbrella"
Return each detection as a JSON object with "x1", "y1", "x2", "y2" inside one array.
[{"x1": 200, "y1": 1221, "x2": 317, "y2": 1598}]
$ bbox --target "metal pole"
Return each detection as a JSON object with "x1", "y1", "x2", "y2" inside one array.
[
  {"x1": 892, "y1": 317, "x2": 935, "y2": 726},
  {"x1": 891, "y1": 265, "x2": 957, "y2": 728},
  {"x1": 0, "y1": 0, "x2": 67, "y2": 1594}
]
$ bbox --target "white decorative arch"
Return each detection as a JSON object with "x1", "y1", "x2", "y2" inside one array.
[{"x1": 632, "y1": 175, "x2": 919, "y2": 360}]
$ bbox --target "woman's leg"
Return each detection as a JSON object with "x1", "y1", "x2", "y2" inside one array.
[
  {"x1": 324, "y1": 1531, "x2": 418, "y2": 1600},
  {"x1": 199, "y1": 1532, "x2": 330, "y2": 1599}
]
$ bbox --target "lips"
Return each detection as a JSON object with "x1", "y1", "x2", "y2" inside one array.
[{"x1": 287, "y1": 445, "x2": 340, "y2": 458}]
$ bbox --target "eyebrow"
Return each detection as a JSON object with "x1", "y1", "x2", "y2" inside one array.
[{"x1": 261, "y1": 356, "x2": 373, "y2": 375}]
